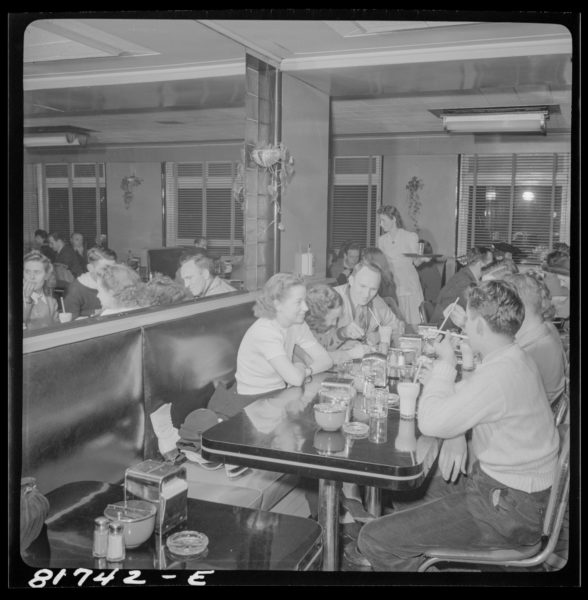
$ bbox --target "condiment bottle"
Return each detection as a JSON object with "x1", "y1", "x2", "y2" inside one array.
[
  {"x1": 93, "y1": 516, "x2": 110, "y2": 557},
  {"x1": 106, "y1": 521, "x2": 126, "y2": 562}
]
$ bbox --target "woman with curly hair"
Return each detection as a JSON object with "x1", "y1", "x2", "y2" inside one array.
[
  {"x1": 305, "y1": 283, "x2": 369, "y2": 364},
  {"x1": 376, "y1": 205, "x2": 424, "y2": 329},
  {"x1": 95, "y1": 263, "x2": 146, "y2": 316},
  {"x1": 208, "y1": 273, "x2": 332, "y2": 419},
  {"x1": 23, "y1": 251, "x2": 59, "y2": 330}
]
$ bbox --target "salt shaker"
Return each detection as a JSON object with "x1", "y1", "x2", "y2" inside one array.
[
  {"x1": 92, "y1": 516, "x2": 110, "y2": 557},
  {"x1": 106, "y1": 521, "x2": 126, "y2": 562}
]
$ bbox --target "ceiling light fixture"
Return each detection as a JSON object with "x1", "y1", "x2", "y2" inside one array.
[
  {"x1": 440, "y1": 109, "x2": 549, "y2": 134},
  {"x1": 23, "y1": 128, "x2": 91, "y2": 148}
]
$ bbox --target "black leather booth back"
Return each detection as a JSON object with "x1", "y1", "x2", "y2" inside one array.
[
  {"x1": 22, "y1": 329, "x2": 145, "y2": 495},
  {"x1": 142, "y1": 302, "x2": 255, "y2": 457}
]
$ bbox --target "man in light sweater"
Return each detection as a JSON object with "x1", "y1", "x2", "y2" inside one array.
[
  {"x1": 357, "y1": 280, "x2": 559, "y2": 571},
  {"x1": 332, "y1": 259, "x2": 405, "y2": 353}
]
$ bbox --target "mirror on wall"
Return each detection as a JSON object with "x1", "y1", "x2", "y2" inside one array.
[{"x1": 22, "y1": 19, "x2": 250, "y2": 332}]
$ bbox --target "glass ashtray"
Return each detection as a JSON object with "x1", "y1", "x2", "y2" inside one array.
[
  {"x1": 166, "y1": 530, "x2": 209, "y2": 557},
  {"x1": 342, "y1": 421, "x2": 369, "y2": 439}
]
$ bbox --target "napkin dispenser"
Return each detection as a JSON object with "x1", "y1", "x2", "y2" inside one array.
[{"x1": 124, "y1": 460, "x2": 188, "y2": 535}]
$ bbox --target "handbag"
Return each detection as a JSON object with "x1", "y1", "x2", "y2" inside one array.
[{"x1": 20, "y1": 477, "x2": 50, "y2": 552}]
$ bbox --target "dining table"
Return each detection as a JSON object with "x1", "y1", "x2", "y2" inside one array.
[
  {"x1": 201, "y1": 374, "x2": 441, "y2": 571},
  {"x1": 21, "y1": 480, "x2": 324, "y2": 577}
]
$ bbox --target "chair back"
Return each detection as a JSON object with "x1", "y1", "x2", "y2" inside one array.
[{"x1": 541, "y1": 425, "x2": 570, "y2": 539}]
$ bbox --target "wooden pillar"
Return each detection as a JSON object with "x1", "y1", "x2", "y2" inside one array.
[{"x1": 243, "y1": 54, "x2": 279, "y2": 290}]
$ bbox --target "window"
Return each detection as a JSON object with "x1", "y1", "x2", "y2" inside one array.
[
  {"x1": 43, "y1": 163, "x2": 107, "y2": 242},
  {"x1": 165, "y1": 161, "x2": 243, "y2": 256},
  {"x1": 457, "y1": 154, "x2": 570, "y2": 262},
  {"x1": 328, "y1": 156, "x2": 381, "y2": 252}
]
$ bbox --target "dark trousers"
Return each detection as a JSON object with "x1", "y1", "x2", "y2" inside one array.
[{"x1": 358, "y1": 462, "x2": 549, "y2": 571}]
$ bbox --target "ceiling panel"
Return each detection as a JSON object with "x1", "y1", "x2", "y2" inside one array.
[{"x1": 20, "y1": 18, "x2": 573, "y2": 145}]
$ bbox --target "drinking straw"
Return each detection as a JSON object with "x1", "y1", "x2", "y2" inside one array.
[
  {"x1": 438, "y1": 297, "x2": 460, "y2": 332},
  {"x1": 60, "y1": 297, "x2": 66, "y2": 313},
  {"x1": 368, "y1": 307, "x2": 381, "y2": 328},
  {"x1": 413, "y1": 360, "x2": 423, "y2": 383}
]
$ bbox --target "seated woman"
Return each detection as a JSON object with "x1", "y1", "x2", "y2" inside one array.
[
  {"x1": 208, "y1": 272, "x2": 333, "y2": 419},
  {"x1": 305, "y1": 283, "x2": 369, "y2": 365},
  {"x1": 23, "y1": 251, "x2": 59, "y2": 331},
  {"x1": 361, "y1": 246, "x2": 403, "y2": 321},
  {"x1": 64, "y1": 246, "x2": 117, "y2": 318},
  {"x1": 95, "y1": 263, "x2": 147, "y2": 316}
]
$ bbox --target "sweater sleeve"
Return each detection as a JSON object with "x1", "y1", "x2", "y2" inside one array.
[{"x1": 418, "y1": 361, "x2": 506, "y2": 439}]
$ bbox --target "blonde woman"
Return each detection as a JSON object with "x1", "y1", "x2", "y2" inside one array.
[
  {"x1": 23, "y1": 251, "x2": 59, "y2": 330},
  {"x1": 208, "y1": 273, "x2": 332, "y2": 419}
]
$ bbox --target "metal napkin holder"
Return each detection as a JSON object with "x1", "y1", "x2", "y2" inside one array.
[{"x1": 124, "y1": 459, "x2": 188, "y2": 535}]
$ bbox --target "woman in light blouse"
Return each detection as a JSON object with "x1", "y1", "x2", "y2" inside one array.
[
  {"x1": 208, "y1": 273, "x2": 333, "y2": 419},
  {"x1": 377, "y1": 205, "x2": 424, "y2": 329}
]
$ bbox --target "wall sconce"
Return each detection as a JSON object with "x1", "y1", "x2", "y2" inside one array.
[{"x1": 121, "y1": 174, "x2": 143, "y2": 209}]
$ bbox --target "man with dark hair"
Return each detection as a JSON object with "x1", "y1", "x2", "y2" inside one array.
[
  {"x1": 357, "y1": 280, "x2": 559, "y2": 571},
  {"x1": 34, "y1": 229, "x2": 56, "y2": 262},
  {"x1": 48, "y1": 231, "x2": 85, "y2": 285},
  {"x1": 330, "y1": 241, "x2": 361, "y2": 285},
  {"x1": 430, "y1": 245, "x2": 493, "y2": 327}
]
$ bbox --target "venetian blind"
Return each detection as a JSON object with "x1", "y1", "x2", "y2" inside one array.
[
  {"x1": 329, "y1": 156, "x2": 381, "y2": 252},
  {"x1": 456, "y1": 153, "x2": 571, "y2": 262},
  {"x1": 45, "y1": 163, "x2": 107, "y2": 241},
  {"x1": 165, "y1": 161, "x2": 243, "y2": 256}
]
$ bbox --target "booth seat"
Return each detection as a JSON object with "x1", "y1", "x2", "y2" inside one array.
[{"x1": 22, "y1": 300, "x2": 300, "y2": 513}]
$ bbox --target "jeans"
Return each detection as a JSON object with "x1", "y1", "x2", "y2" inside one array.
[{"x1": 357, "y1": 462, "x2": 550, "y2": 571}]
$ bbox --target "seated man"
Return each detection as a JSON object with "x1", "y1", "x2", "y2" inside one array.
[
  {"x1": 330, "y1": 241, "x2": 361, "y2": 286},
  {"x1": 357, "y1": 280, "x2": 559, "y2": 571},
  {"x1": 504, "y1": 273, "x2": 566, "y2": 405},
  {"x1": 332, "y1": 259, "x2": 404, "y2": 353},
  {"x1": 430, "y1": 245, "x2": 493, "y2": 328},
  {"x1": 179, "y1": 254, "x2": 237, "y2": 299},
  {"x1": 48, "y1": 231, "x2": 85, "y2": 287}
]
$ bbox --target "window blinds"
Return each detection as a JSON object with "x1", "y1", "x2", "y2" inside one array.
[
  {"x1": 329, "y1": 156, "x2": 381, "y2": 252},
  {"x1": 44, "y1": 162, "x2": 107, "y2": 242},
  {"x1": 457, "y1": 153, "x2": 570, "y2": 262},
  {"x1": 165, "y1": 161, "x2": 243, "y2": 256}
]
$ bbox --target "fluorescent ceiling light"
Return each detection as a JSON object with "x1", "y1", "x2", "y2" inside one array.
[
  {"x1": 443, "y1": 111, "x2": 548, "y2": 134},
  {"x1": 23, "y1": 131, "x2": 89, "y2": 148}
]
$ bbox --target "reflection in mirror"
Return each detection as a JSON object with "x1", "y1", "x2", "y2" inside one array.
[{"x1": 23, "y1": 19, "x2": 250, "y2": 331}]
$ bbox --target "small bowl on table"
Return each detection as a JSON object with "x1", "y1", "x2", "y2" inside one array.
[
  {"x1": 104, "y1": 500, "x2": 157, "y2": 549},
  {"x1": 314, "y1": 402, "x2": 347, "y2": 431}
]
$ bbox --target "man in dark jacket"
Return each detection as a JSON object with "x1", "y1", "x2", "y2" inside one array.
[
  {"x1": 48, "y1": 231, "x2": 85, "y2": 287},
  {"x1": 430, "y1": 246, "x2": 493, "y2": 328}
]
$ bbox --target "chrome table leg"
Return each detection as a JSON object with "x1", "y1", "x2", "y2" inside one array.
[{"x1": 318, "y1": 478, "x2": 341, "y2": 571}]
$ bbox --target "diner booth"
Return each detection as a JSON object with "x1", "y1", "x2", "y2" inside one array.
[{"x1": 16, "y1": 16, "x2": 574, "y2": 579}]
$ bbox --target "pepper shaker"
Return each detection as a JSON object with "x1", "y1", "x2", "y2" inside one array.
[{"x1": 106, "y1": 521, "x2": 126, "y2": 562}]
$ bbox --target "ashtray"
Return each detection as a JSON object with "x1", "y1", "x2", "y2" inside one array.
[
  {"x1": 342, "y1": 421, "x2": 369, "y2": 439},
  {"x1": 166, "y1": 530, "x2": 209, "y2": 557}
]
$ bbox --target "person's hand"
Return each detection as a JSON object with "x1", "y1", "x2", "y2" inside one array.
[
  {"x1": 433, "y1": 333, "x2": 457, "y2": 367},
  {"x1": 438, "y1": 435, "x2": 468, "y2": 483},
  {"x1": 443, "y1": 303, "x2": 466, "y2": 329},
  {"x1": 344, "y1": 321, "x2": 366, "y2": 340},
  {"x1": 23, "y1": 280, "x2": 36, "y2": 302},
  {"x1": 413, "y1": 257, "x2": 432, "y2": 267},
  {"x1": 366, "y1": 330, "x2": 380, "y2": 347},
  {"x1": 347, "y1": 343, "x2": 370, "y2": 359}
]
